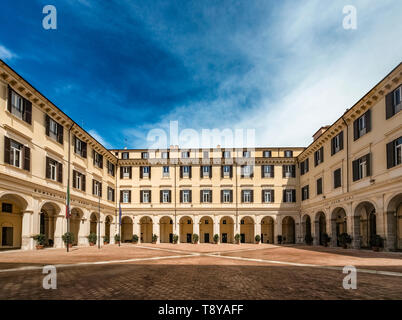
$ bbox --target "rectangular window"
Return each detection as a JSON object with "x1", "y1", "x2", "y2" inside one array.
[
  {"x1": 163, "y1": 166, "x2": 170, "y2": 176},
  {"x1": 263, "y1": 150, "x2": 271, "y2": 158},
  {"x1": 107, "y1": 187, "x2": 115, "y2": 201},
  {"x1": 49, "y1": 159, "x2": 57, "y2": 181},
  {"x1": 142, "y1": 152, "x2": 149, "y2": 159},
  {"x1": 182, "y1": 190, "x2": 190, "y2": 203},
  {"x1": 334, "y1": 168, "x2": 342, "y2": 188},
  {"x1": 107, "y1": 161, "x2": 115, "y2": 176},
  {"x1": 331, "y1": 132, "x2": 344, "y2": 155},
  {"x1": 284, "y1": 190, "x2": 295, "y2": 203},
  {"x1": 143, "y1": 166, "x2": 150, "y2": 176},
  {"x1": 242, "y1": 190, "x2": 252, "y2": 203},
  {"x1": 93, "y1": 180, "x2": 102, "y2": 197},
  {"x1": 283, "y1": 165, "x2": 295, "y2": 178},
  {"x1": 162, "y1": 190, "x2": 170, "y2": 203},
  {"x1": 243, "y1": 151, "x2": 251, "y2": 158},
  {"x1": 74, "y1": 137, "x2": 87, "y2": 158},
  {"x1": 143, "y1": 191, "x2": 150, "y2": 203},
  {"x1": 11, "y1": 90, "x2": 24, "y2": 119},
  {"x1": 73, "y1": 170, "x2": 85, "y2": 191},
  {"x1": 263, "y1": 190, "x2": 274, "y2": 203},
  {"x1": 202, "y1": 165, "x2": 210, "y2": 177},
  {"x1": 122, "y1": 191, "x2": 130, "y2": 203},
  {"x1": 202, "y1": 190, "x2": 211, "y2": 203},
  {"x1": 2, "y1": 203, "x2": 12, "y2": 213},
  {"x1": 300, "y1": 158, "x2": 309, "y2": 175},
  {"x1": 302, "y1": 185, "x2": 309, "y2": 201},
  {"x1": 222, "y1": 190, "x2": 232, "y2": 203},
  {"x1": 353, "y1": 154, "x2": 371, "y2": 181},
  {"x1": 93, "y1": 151, "x2": 103, "y2": 168},
  {"x1": 10, "y1": 140, "x2": 22, "y2": 168},
  {"x1": 284, "y1": 150, "x2": 293, "y2": 157},
  {"x1": 223, "y1": 151, "x2": 231, "y2": 158},
  {"x1": 203, "y1": 151, "x2": 209, "y2": 159},
  {"x1": 387, "y1": 86, "x2": 402, "y2": 119},
  {"x1": 314, "y1": 147, "x2": 324, "y2": 166},
  {"x1": 122, "y1": 152, "x2": 129, "y2": 160},
  {"x1": 241, "y1": 165, "x2": 253, "y2": 178},
  {"x1": 223, "y1": 165, "x2": 231, "y2": 177},
  {"x1": 386, "y1": 136, "x2": 402, "y2": 169},
  {"x1": 182, "y1": 166, "x2": 190, "y2": 177},
  {"x1": 262, "y1": 165, "x2": 274, "y2": 178},
  {"x1": 49, "y1": 118, "x2": 59, "y2": 141},
  {"x1": 317, "y1": 178, "x2": 323, "y2": 195},
  {"x1": 161, "y1": 152, "x2": 169, "y2": 159},
  {"x1": 354, "y1": 110, "x2": 371, "y2": 140},
  {"x1": 8, "y1": 88, "x2": 32, "y2": 125},
  {"x1": 181, "y1": 151, "x2": 190, "y2": 158}
]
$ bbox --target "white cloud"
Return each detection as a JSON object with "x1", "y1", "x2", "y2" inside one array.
[
  {"x1": 88, "y1": 129, "x2": 113, "y2": 149},
  {"x1": 0, "y1": 45, "x2": 17, "y2": 61}
]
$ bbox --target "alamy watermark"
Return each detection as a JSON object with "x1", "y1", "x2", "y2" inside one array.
[
  {"x1": 343, "y1": 5, "x2": 357, "y2": 30},
  {"x1": 42, "y1": 5, "x2": 57, "y2": 30}
]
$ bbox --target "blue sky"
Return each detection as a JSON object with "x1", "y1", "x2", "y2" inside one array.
[{"x1": 1, "y1": 0, "x2": 401, "y2": 149}]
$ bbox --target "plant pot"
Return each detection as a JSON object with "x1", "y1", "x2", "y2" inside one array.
[
  {"x1": 372, "y1": 247, "x2": 379, "y2": 252},
  {"x1": 116, "y1": 241, "x2": 120, "y2": 245},
  {"x1": 104, "y1": 242, "x2": 109, "y2": 245},
  {"x1": 343, "y1": 244, "x2": 347, "y2": 249},
  {"x1": 67, "y1": 244, "x2": 72, "y2": 248},
  {"x1": 36, "y1": 245, "x2": 44, "y2": 250},
  {"x1": 89, "y1": 243, "x2": 95, "y2": 246},
  {"x1": 133, "y1": 241, "x2": 138, "y2": 245},
  {"x1": 152, "y1": 241, "x2": 156, "y2": 244}
]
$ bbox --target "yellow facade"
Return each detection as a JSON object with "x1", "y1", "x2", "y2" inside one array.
[{"x1": 0, "y1": 59, "x2": 401, "y2": 251}]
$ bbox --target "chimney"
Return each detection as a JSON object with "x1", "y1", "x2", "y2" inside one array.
[{"x1": 313, "y1": 126, "x2": 330, "y2": 141}]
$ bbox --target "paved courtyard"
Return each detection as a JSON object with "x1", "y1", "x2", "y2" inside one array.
[{"x1": 0, "y1": 243, "x2": 401, "y2": 299}]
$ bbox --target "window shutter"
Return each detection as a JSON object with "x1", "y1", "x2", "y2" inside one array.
[
  {"x1": 180, "y1": 166, "x2": 183, "y2": 178},
  {"x1": 128, "y1": 191, "x2": 131, "y2": 203},
  {"x1": 262, "y1": 190, "x2": 265, "y2": 202},
  {"x1": 230, "y1": 190, "x2": 233, "y2": 202},
  {"x1": 200, "y1": 190, "x2": 203, "y2": 203},
  {"x1": 120, "y1": 167, "x2": 124, "y2": 179},
  {"x1": 271, "y1": 190, "x2": 275, "y2": 203},
  {"x1": 93, "y1": 150, "x2": 95, "y2": 165},
  {"x1": 140, "y1": 167, "x2": 143, "y2": 179},
  {"x1": 23, "y1": 146, "x2": 30, "y2": 171},
  {"x1": 366, "y1": 153, "x2": 371, "y2": 176},
  {"x1": 180, "y1": 190, "x2": 183, "y2": 203},
  {"x1": 386, "y1": 141, "x2": 395, "y2": 169},
  {"x1": 57, "y1": 162, "x2": 63, "y2": 183},
  {"x1": 365, "y1": 109, "x2": 371, "y2": 133},
  {"x1": 300, "y1": 162, "x2": 304, "y2": 175},
  {"x1": 120, "y1": 191, "x2": 124, "y2": 203},
  {"x1": 148, "y1": 167, "x2": 151, "y2": 179},
  {"x1": 4, "y1": 136, "x2": 11, "y2": 164},
  {"x1": 230, "y1": 165, "x2": 233, "y2": 178},
  {"x1": 320, "y1": 147, "x2": 324, "y2": 163},
  {"x1": 189, "y1": 190, "x2": 192, "y2": 202},
  {"x1": 270, "y1": 165, "x2": 275, "y2": 177},
  {"x1": 92, "y1": 180, "x2": 95, "y2": 195},
  {"x1": 250, "y1": 167, "x2": 254, "y2": 178},
  {"x1": 160, "y1": 190, "x2": 163, "y2": 203},
  {"x1": 209, "y1": 166, "x2": 212, "y2": 178},
  {"x1": 331, "y1": 138, "x2": 335, "y2": 156},
  {"x1": 149, "y1": 191, "x2": 152, "y2": 202},
  {"x1": 353, "y1": 119, "x2": 358, "y2": 141},
  {"x1": 23, "y1": 99, "x2": 32, "y2": 125},
  {"x1": 200, "y1": 166, "x2": 203, "y2": 178},
  {"x1": 168, "y1": 190, "x2": 171, "y2": 202},
  {"x1": 189, "y1": 166, "x2": 192, "y2": 178},
  {"x1": 283, "y1": 190, "x2": 286, "y2": 202},
  {"x1": 385, "y1": 91, "x2": 394, "y2": 119},
  {"x1": 241, "y1": 190, "x2": 244, "y2": 203},
  {"x1": 73, "y1": 171, "x2": 77, "y2": 189},
  {"x1": 140, "y1": 190, "x2": 143, "y2": 203},
  {"x1": 73, "y1": 136, "x2": 77, "y2": 154},
  {"x1": 129, "y1": 166, "x2": 132, "y2": 179},
  {"x1": 220, "y1": 166, "x2": 223, "y2": 178},
  {"x1": 352, "y1": 160, "x2": 359, "y2": 181},
  {"x1": 99, "y1": 183, "x2": 102, "y2": 197},
  {"x1": 99, "y1": 155, "x2": 103, "y2": 169},
  {"x1": 7, "y1": 85, "x2": 12, "y2": 112},
  {"x1": 339, "y1": 131, "x2": 344, "y2": 151},
  {"x1": 282, "y1": 166, "x2": 285, "y2": 178},
  {"x1": 45, "y1": 114, "x2": 50, "y2": 136},
  {"x1": 82, "y1": 174, "x2": 86, "y2": 192},
  {"x1": 57, "y1": 124, "x2": 64, "y2": 144},
  {"x1": 209, "y1": 190, "x2": 212, "y2": 203},
  {"x1": 45, "y1": 157, "x2": 50, "y2": 179},
  {"x1": 221, "y1": 190, "x2": 224, "y2": 203},
  {"x1": 250, "y1": 190, "x2": 254, "y2": 202},
  {"x1": 82, "y1": 142, "x2": 87, "y2": 158},
  {"x1": 292, "y1": 190, "x2": 296, "y2": 202},
  {"x1": 291, "y1": 165, "x2": 296, "y2": 178}
]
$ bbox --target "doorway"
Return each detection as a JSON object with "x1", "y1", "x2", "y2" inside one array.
[
  {"x1": 186, "y1": 233, "x2": 192, "y2": 243},
  {"x1": 1, "y1": 227, "x2": 13, "y2": 246},
  {"x1": 222, "y1": 233, "x2": 228, "y2": 243},
  {"x1": 204, "y1": 233, "x2": 210, "y2": 243}
]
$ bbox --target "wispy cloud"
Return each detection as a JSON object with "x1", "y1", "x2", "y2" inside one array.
[
  {"x1": 88, "y1": 129, "x2": 113, "y2": 149},
  {"x1": 0, "y1": 44, "x2": 17, "y2": 61}
]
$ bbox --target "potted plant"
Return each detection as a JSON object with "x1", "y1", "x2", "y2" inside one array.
[
  {"x1": 103, "y1": 235, "x2": 109, "y2": 245},
  {"x1": 213, "y1": 234, "x2": 219, "y2": 244},
  {"x1": 87, "y1": 233, "x2": 97, "y2": 246},
  {"x1": 305, "y1": 234, "x2": 313, "y2": 245},
  {"x1": 152, "y1": 234, "x2": 158, "y2": 244},
  {"x1": 62, "y1": 232, "x2": 75, "y2": 248},
  {"x1": 339, "y1": 233, "x2": 352, "y2": 249},
  {"x1": 33, "y1": 234, "x2": 46, "y2": 249},
  {"x1": 114, "y1": 234, "x2": 121, "y2": 245},
  {"x1": 132, "y1": 234, "x2": 139, "y2": 244},
  {"x1": 370, "y1": 235, "x2": 384, "y2": 252},
  {"x1": 192, "y1": 233, "x2": 199, "y2": 244},
  {"x1": 277, "y1": 235, "x2": 282, "y2": 244},
  {"x1": 234, "y1": 233, "x2": 241, "y2": 244},
  {"x1": 322, "y1": 233, "x2": 331, "y2": 247},
  {"x1": 172, "y1": 234, "x2": 179, "y2": 244},
  {"x1": 255, "y1": 234, "x2": 261, "y2": 244}
]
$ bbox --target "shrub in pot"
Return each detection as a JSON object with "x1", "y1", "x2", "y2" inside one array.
[
  {"x1": 305, "y1": 234, "x2": 313, "y2": 245},
  {"x1": 213, "y1": 234, "x2": 219, "y2": 244},
  {"x1": 339, "y1": 233, "x2": 352, "y2": 249},
  {"x1": 234, "y1": 233, "x2": 241, "y2": 244},
  {"x1": 114, "y1": 234, "x2": 121, "y2": 244},
  {"x1": 87, "y1": 233, "x2": 97, "y2": 246},
  {"x1": 33, "y1": 234, "x2": 46, "y2": 249},
  {"x1": 172, "y1": 234, "x2": 179, "y2": 244},
  {"x1": 370, "y1": 235, "x2": 384, "y2": 252},
  {"x1": 152, "y1": 234, "x2": 158, "y2": 244},
  {"x1": 277, "y1": 235, "x2": 282, "y2": 244},
  {"x1": 132, "y1": 234, "x2": 139, "y2": 244},
  {"x1": 255, "y1": 234, "x2": 261, "y2": 244},
  {"x1": 192, "y1": 233, "x2": 199, "y2": 244},
  {"x1": 322, "y1": 233, "x2": 331, "y2": 247},
  {"x1": 62, "y1": 232, "x2": 75, "y2": 248},
  {"x1": 103, "y1": 235, "x2": 109, "y2": 244}
]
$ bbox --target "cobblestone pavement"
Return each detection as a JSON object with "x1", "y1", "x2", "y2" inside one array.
[{"x1": 0, "y1": 244, "x2": 401, "y2": 299}]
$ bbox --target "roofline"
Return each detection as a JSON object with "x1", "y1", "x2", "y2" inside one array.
[{"x1": 109, "y1": 146, "x2": 307, "y2": 152}]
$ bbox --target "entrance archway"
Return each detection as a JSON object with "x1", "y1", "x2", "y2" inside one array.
[
  {"x1": 140, "y1": 216, "x2": 153, "y2": 243},
  {"x1": 220, "y1": 216, "x2": 234, "y2": 243},
  {"x1": 302, "y1": 215, "x2": 312, "y2": 244},
  {"x1": 40, "y1": 202, "x2": 60, "y2": 247},
  {"x1": 179, "y1": 216, "x2": 193, "y2": 243},
  {"x1": 90, "y1": 213, "x2": 98, "y2": 235},
  {"x1": 331, "y1": 207, "x2": 347, "y2": 247},
  {"x1": 160, "y1": 216, "x2": 173, "y2": 243},
  {"x1": 70, "y1": 208, "x2": 83, "y2": 246},
  {"x1": 354, "y1": 201, "x2": 376, "y2": 248},
  {"x1": 261, "y1": 216, "x2": 274, "y2": 244},
  {"x1": 386, "y1": 193, "x2": 402, "y2": 251},
  {"x1": 240, "y1": 216, "x2": 255, "y2": 243},
  {"x1": 121, "y1": 216, "x2": 133, "y2": 242},
  {"x1": 282, "y1": 216, "x2": 295, "y2": 244},
  {"x1": 199, "y1": 216, "x2": 213, "y2": 243},
  {"x1": 105, "y1": 215, "x2": 112, "y2": 240},
  {"x1": 315, "y1": 212, "x2": 327, "y2": 245}
]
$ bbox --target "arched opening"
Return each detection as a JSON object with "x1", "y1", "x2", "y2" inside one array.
[
  {"x1": 90, "y1": 213, "x2": 98, "y2": 235},
  {"x1": 160, "y1": 216, "x2": 173, "y2": 243},
  {"x1": 261, "y1": 216, "x2": 274, "y2": 244},
  {"x1": 220, "y1": 216, "x2": 234, "y2": 243},
  {"x1": 354, "y1": 201, "x2": 376, "y2": 249},
  {"x1": 331, "y1": 207, "x2": 347, "y2": 247},
  {"x1": 105, "y1": 215, "x2": 112, "y2": 240},
  {"x1": 387, "y1": 193, "x2": 402, "y2": 251},
  {"x1": 140, "y1": 216, "x2": 153, "y2": 243},
  {"x1": 39, "y1": 202, "x2": 60, "y2": 247},
  {"x1": 315, "y1": 212, "x2": 327, "y2": 245},
  {"x1": 121, "y1": 216, "x2": 133, "y2": 243},
  {"x1": 70, "y1": 208, "x2": 83, "y2": 246},
  {"x1": 302, "y1": 215, "x2": 312, "y2": 244},
  {"x1": 0, "y1": 193, "x2": 27, "y2": 249},
  {"x1": 240, "y1": 216, "x2": 255, "y2": 243},
  {"x1": 179, "y1": 216, "x2": 193, "y2": 243},
  {"x1": 199, "y1": 216, "x2": 213, "y2": 243},
  {"x1": 282, "y1": 216, "x2": 295, "y2": 244}
]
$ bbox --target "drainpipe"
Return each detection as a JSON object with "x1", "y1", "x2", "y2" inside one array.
[
  {"x1": 341, "y1": 116, "x2": 349, "y2": 193},
  {"x1": 67, "y1": 123, "x2": 74, "y2": 252}
]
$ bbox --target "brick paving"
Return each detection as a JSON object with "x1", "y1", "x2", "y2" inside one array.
[{"x1": 0, "y1": 244, "x2": 401, "y2": 299}]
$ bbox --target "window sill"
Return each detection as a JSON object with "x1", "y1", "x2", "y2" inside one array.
[{"x1": 5, "y1": 110, "x2": 32, "y2": 128}]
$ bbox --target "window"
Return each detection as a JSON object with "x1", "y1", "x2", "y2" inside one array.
[
  {"x1": 386, "y1": 86, "x2": 402, "y2": 119},
  {"x1": 93, "y1": 151, "x2": 103, "y2": 169},
  {"x1": 142, "y1": 190, "x2": 150, "y2": 203},
  {"x1": 222, "y1": 190, "x2": 232, "y2": 203},
  {"x1": 45, "y1": 115, "x2": 63, "y2": 144},
  {"x1": 123, "y1": 166, "x2": 130, "y2": 178},
  {"x1": 263, "y1": 150, "x2": 272, "y2": 158},
  {"x1": 181, "y1": 190, "x2": 191, "y2": 203},
  {"x1": 122, "y1": 152, "x2": 129, "y2": 160},
  {"x1": 203, "y1": 151, "x2": 209, "y2": 159},
  {"x1": 10, "y1": 140, "x2": 22, "y2": 168},
  {"x1": 283, "y1": 190, "x2": 296, "y2": 203},
  {"x1": 334, "y1": 168, "x2": 342, "y2": 188},
  {"x1": 222, "y1": 151, "x2": 231, "y2": 158},
  {"x1": 4, "y1": 137, "x2": 30, "y2": 172},
  {"x1": 317, "y1": 178, "x2": 323, "y2": 195},
  {"x1": 107, "y1": 161, "x2": 115, "y2": 176},
  {"x1": 49, "y1": 159, "x2": 57, "y2": 181},
  {"x1": 181, "y1": 166, "x2": 191, "y2": 178},
  {"x1": 243, "y1": 151, "x2": 251, "y2": 158},
  {"x1": 263, "y1": 190, "x2": 274, "y2": 203},
  {"x1": 201, "y1": 190, "x2": 212, "y2": 203},
  {"x1": 223, "y1": 220, "x2": 227, "y2": 225},
  {"x1": 262, "y1": 165, "x2": 274, "y2": 178},
  {"x1": 161, "y1": 152, "x2": 169, "y2": 159},
  {"x1": 353, "y1": 110, "x2": 371, "y2": 140},
  {"x1": 302, "y1": 185, "x2": 309, "y2": 201},
  {"x1": 107, "y1": 187, "x2": 115, "y2": 201},
  {"x1": 282, "y1": 165, "x2": 295, "y2": 178},
  {"x1": 49, "y1": 118, "x2": 58, "y2": 140},
  {"x1": 46, "y1": 157, "x2": 62, "y2": 183},
  {"x1": 181, "y1": 151, "x2": 190, "y2": 158},
  {"x1": 8, "y1": 88, "x2": 32, "y2": 124},
  {"x1": 2, "y1": 203, "x2": 12, "y2": 213},
  {"x1": 163, "y1": 166, "x2": 170, "y2": 176},
  {"x1": 11, "y1": 90, "x2": 24, "y2": 118},
  {"x1": 386, "y1": 136, "x2": 402, "y2": 169},
  {"x1": 73, "y1": 170, "x2": 85, "y2": 191},
  {"x1": 93, "y1": 180, "x2": 102, "y2": 197},
  {"x1": 242, "y1": 190, "x2": 253, "y2": 203},
  {"x1": 241, "y1": 165, "x2": 253, "y2": 178},
  {"x1": 142, "y1": 166, "x2": 150, "y2": 177},
  {"x1": 202, "y1": 165, "x2": 210, "y2": 177},
  {"x1": 122, "y1": 190, "x2": 130, "y2": 203},
  {"x1": 142, "y1": 152, "x2": 149, "y2": 159},
  {"x1": 74, "y1": 137, "x2": 87, "y2": 158},
  {"x1": 222, "y1": 165, "x2": 232, "y2": 177},
  {"x1": 314, "y1": 147, "x2": 324, "y2": 166},
  {"x1": 161, "y1": 190, "x2": 171, "y2": 203},
  {"x1": 353, "y1": 154, "x2": 371, "y2": 181},
  {"x1": 331, "y1": 132, "x2": 344, "y2": 155},
  {"x1": 284, "y1": 150, "x2": 293, "y2": 157},
  {"x1": 300, "y1": 158, "x2": 309, "y2": 175}
]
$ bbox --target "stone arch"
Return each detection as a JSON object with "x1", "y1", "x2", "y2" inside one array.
[
  {"x1": 90, "y1": 212, "x2": 99, "y2": 235},
  {"x1": 140, "y1": 216, "x2": 153, "y2": 243},
  {"x1": 39, "y1": 202, "x2": 61, "y2": 247},
  {"x1": 160, "y1": 216, "x2": 173, "y2": 243},
  {"x1": 302, "y1": 214, "x2": 312, "y2": 244},
  {"x1": 314, "y1": 211, "x2": 327, "y2": 245},
  {"x1": 353, "y1": 201, "x2": 377, "y2": 249},
  {"x1": 105, "y1": 215, "x2": 113, "y2": 241},
  {"x1": 331, "y1": 207, "x2": 347, "y2": 247},
  {"x1": 179, "y1": 216, "x2": 193, "y2": 243},
  {"x1": 220, "y1": 216, "x2": 234, "y2": 243},
  {"x1": 386, "y1": 193, "x2": 402, "y2": 251},
  {"x1": 70, "y1": 207, "x2": 84, "y2": 246},
  {"x1": 0, "y1": 193, "x2": 28, "y2": 249},
  {"x1": 240, "y1": 216, "x2": 255, "y2": 243},
  {"x1": 121, "y1": 216, "x2": 133, "y2": 243},
  {"x1": 261, "y1": 216, "x2": 274, "y2": 244},
  {"x1": 199, "y1": 216, "x2": 213, "y2": 243},
  {"x1": 282, "y1": 216, "x2": 295, "y2": 244}
]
